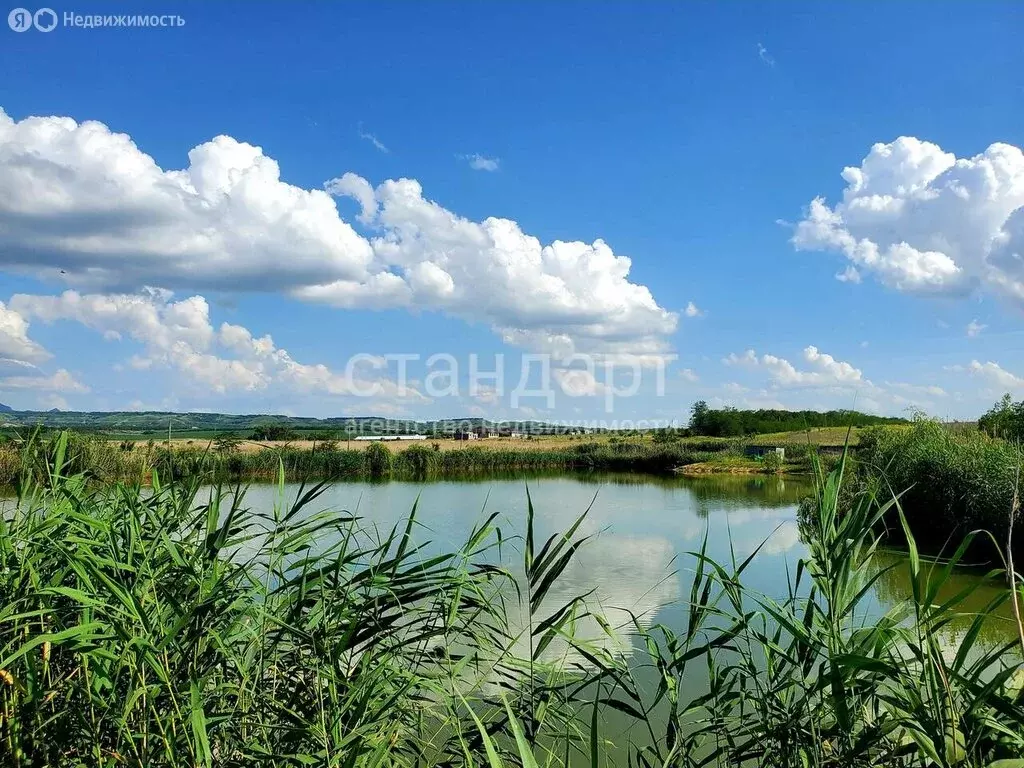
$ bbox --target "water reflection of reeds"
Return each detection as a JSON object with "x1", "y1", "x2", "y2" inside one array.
[{"x1": 869, "y1": 548, "x2": 1022, "y2": 647}]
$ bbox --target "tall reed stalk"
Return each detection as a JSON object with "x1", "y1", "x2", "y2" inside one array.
[
  {"x1": 608, "y1": 447, "x2": 1024, "y2": 767},
  {"x1": 1, "y1": 433, "x2": 1022, "y2": 766}
]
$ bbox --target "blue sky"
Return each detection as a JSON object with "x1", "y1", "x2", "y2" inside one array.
[{"x1": 0, "y1": 1, "x2": 1022, "y2": 422}]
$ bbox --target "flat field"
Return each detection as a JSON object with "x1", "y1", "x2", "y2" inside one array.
[{"x1": 146, "y1": 434, "x2": 621, "y2": 453}]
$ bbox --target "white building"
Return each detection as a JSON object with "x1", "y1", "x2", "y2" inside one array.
[{"x1": 353, "y1": 434, "x2": 428, "y2": 441}]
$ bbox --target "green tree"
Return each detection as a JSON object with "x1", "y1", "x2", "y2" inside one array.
[
  {"x1": 689, "y1": 400, "x2": 710, "y2": 434},
  {"x1": 214, "y1": 434, "x2": 242, "y2": 453},
  {"x1": 978, "y1": 393, "x2": 1024, "y2": 440},
  {"x1": 250, "y1": 424, "x2": 300, "y2": 441}
]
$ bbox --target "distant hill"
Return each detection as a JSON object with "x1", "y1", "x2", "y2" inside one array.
[
  {"x1": 0, "y1": 409, "x2": 583, "y2": 436},
  {"x1": 0, "y1": 403, "x2": 12, "y2": 413},
  {"x1": 0, "y1": 404, "x2": 910, "y2": 438}
]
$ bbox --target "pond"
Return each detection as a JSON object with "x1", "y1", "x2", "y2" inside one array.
[
  {"x1": 8, "y1": 468, "x2": 1015, "y2": 763},
  {"x1": 234, "y1": 472, "x2": 816, "y2": 650},
  {"x1": 233, "y1": 470, "x2": 1020, "y2": 746},
  {"x1": 233, "y1": 472, "x2": 1017, "y2": 647}
]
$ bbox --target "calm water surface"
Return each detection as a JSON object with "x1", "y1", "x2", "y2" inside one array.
[
  {"x1": 6, "y1": 471, "x2": 996, "y2": 763},
  {"x1": 235, "y1": 472, "x2": 1019, "y2": 663},
  {"x1": 233, "y1": 473, "x2": 822, "y2": 758},
  {"x1": 239, "y1": 473, "x2": 811, "y2": 639},
  {"x1": 231, "y1": 473, "x2": 1017, "y2": 761}
]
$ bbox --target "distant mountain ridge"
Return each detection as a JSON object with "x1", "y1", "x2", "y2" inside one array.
[
  {"x1": 0, "y1": 405, "x2": 906, "y2": 437},
  {"x1": 0, "y1": 408, "x2": 575, "y2": 436}
]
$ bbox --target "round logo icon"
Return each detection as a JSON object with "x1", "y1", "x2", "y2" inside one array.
[
  {"x1": 33, "y1": 7, "x2": 57, "y2": 31},
  {"x1": 7, "y1": 7, "x2": 33, "y2": 31}
]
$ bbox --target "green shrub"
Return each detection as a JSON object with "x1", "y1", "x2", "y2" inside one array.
[
  {"x1": 651, "y1": 428, "x2": 681, "y2": 443},
  {"x1": 979, "y1": 393, "x2": 1024, "y2": 440},
  {"x1": 855, "y1": 419, "x2": 1022, "y2": 556},
  {"x1": 364, "y1": 441, "x2": 393, "y2": 477},
  {"x1": 213, "y1": 434, "x2": 241, "y2": 453},
  {"x1": 397, "y1": 443, "x2": 436, "y2": 476},
  {"x1": 622, "y1": 454, "x2": 1024, "y2": 767},
  {"x1": 249, "y1": 424, "x2": 300, "y2": 441}
]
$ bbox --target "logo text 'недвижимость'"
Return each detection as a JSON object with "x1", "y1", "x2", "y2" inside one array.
[{"x1": 8, "y1": 8, "x2": 185, "y2": 31}]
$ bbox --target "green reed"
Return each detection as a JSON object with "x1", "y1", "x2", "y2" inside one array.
[
  {"x1": 855, "y1": 419, "x2": 1024, "y2": 558},
  {"x1": 1, "y1": 432, "x2": 1022, "y2": 767},
  {"x1": 0, "y1": 432, "x2": 740, "y2": 486}
]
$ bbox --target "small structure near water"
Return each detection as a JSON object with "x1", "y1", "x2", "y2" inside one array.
[{"x1": 744, "y1": 445, "x2": 785, "y2": 461}]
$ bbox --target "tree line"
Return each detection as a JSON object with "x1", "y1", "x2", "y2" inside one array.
[
  {"x1": 687, "y1": 401, "x2": 907, "y2": 437},
  {"x1": 978, "y1": 393, "x2": 1024, "y2": 440}
]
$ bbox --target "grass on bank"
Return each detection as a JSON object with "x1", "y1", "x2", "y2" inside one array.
[
  {"x1": 1, "y1": 433, "x2": 1023, "y2": 766},
  {"x1": 852, "y1": 419, "x2": 1024, "y2": 558},
  {"x1": 751, "y1": 426, "x2": 872, "y2": 447},
  {"x1": 0, "y1": 431, "x2": 803, "y2": 486}
]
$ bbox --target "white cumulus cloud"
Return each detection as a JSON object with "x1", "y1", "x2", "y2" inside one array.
[
  {"x1": 0, "y1": 108, "x2": 676, "y2": 362},
  {"x1": 966, "y1": 319, "x2": 987, "y2": 337},
  {"x1": 836, "y1": 266, "x2": 862, "y2": 284},
  {"x1": 722, "y1": 349, "x2": 759, "y2": 368},
  {"x1": 723, "y1": 345, "x2": 865, "y2": 388},
  {"x1": 317, "y1": 176, "x2": 678, "y2": 363},
  {"x1": 0, "y1": 300, "x2": 49, "y2": 365},
  {"x1": 718, "y1": 345, "x2": 950, "y2": 414},
  {"x1": 464, "y1": 153, "x2": 500, "y2": 172},
  {"x1": 0, "y1": 109, "x2": 375, "y2": 293},
  {"x1": 794, "y1": 136, "x2": 1024, "y2": 302},
  {"x1": 11, "y1": 290, "x2": 425, "y2": 400},
  {"x1": 951, "y1": 360, "x2": 1024, "y2": 390},
  {"x1": 0, "y1": 368, "x2": 88, "y2": 393},
  {"x1": 553, "y1": 367, "x2": 606, "y2": 397}
]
